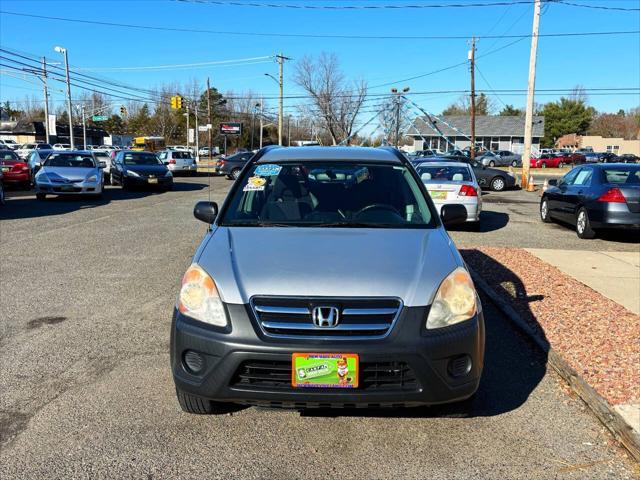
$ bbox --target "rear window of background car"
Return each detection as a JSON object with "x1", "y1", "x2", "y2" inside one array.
[{"x1": 603, "y1": 168, "x2": 640, "y2": 185}]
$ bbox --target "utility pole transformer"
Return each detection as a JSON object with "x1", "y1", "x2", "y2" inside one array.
[
  {"x1": 522, "y1": 0, "x2": 542, "y2": 190},
  {"x1": 469, "y1": 37, "x2": 476, "y2": 160},
  {"x1": 206, "y1": 77, "x2": 213, "y2": 160}
]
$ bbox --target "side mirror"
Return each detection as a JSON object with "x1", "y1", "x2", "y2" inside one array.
[
  {"x1": 547, "y1": 179, "x2": 558, "y2": 187},
  {"x1": 194, "y1": 201, "x2": 218, "y2": 224},
  {"x1": 99, "y1": 161, "x2": 107, "y2": 168},
  {"x1": 440, "y1": 204, "x2": 467, "y2": 228}
]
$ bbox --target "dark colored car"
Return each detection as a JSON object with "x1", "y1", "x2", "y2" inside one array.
[
  {"x1": 540, "y1": 163, "x2": 640, "y2": 238},
  {"x1": 0, "y1": 149, "x2": 31, "y2": 189},
  {"x1": 109, "y1": 150, "x2": 173, "y2": 190},
  {"x1": 617, "y1": 154, "x2": 640, "y2": 164},
  {"x1": 583, "y1": 152, "x2": 607, "y2": 163},
  {"x1": 423, "y1": 155, "x2": 517, "y2": 192},
  {"x1": 218, "y1": 151, "x2": 255, "y2": 180}
]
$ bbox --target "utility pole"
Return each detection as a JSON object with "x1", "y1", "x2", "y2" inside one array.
[
  {"x1": 469, "y1": 36, "x2": 476, "y2": 160},
  {"x1": 287, "y1": 115, "x2": 291, "y2": 146},
  {"x1": 275, "y1": 53, "x2": 290, "y2": 146},
  {"x1": 194, "y1": 106, "x2": 200, "y2": 161},
  {"x1": 55, "y1": 46, "x2": 74, "y2": 149},
  {"x1": 522, "y1": 0, "x2": 541, "y2": 190},
  {"x1": 206, "y1": 77, "x2": 213, "y2": 161},
  {"x1": 259, "y1": 99, "x2": 264, "y2": 149},
  {"x1": 81, "y1": 104, "x2": 87, "y2": 149},
  {"x1": 41, "y1": 57, "x2": 50, "y2": 144},
  {"x1": 391, "y1": 87, "x2": 409, "y2": 148},
  {"x1": 185, "y1": 103, "x2": 190, "y2": 151}
]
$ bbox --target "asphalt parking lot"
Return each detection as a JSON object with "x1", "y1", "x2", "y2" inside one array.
[{"x1": 0, "y1": 177, "x2": 637, "y2": 479}]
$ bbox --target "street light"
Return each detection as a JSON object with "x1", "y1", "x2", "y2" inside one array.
[{"x1": 54, "y1": 45, "x2": 74, "y2": 149}]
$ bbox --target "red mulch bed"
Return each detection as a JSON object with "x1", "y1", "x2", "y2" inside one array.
[{"x1": 461, "y1": 247, "x2": 640, "y2": 407}]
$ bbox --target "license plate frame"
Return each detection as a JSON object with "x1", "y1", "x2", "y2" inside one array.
[
  {"x1": 292, "y1": 353, "x2": 359, "y2": 389},
  {"x1": 60, "y1": 184, "x2": 75, "y2": 191},
  {"x1": 148, "y1": 177, "x2": 158, "y2": 184}
]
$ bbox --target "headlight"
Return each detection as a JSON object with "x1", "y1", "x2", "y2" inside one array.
[
  {"x1": 127, "y1": 170, "x2": 140, "y2": 177},
  {"x1": 178, "y1": 264, "x2": 227, "y2": 327},
  {"x1": 426, "y1": 267, "x2": 477, "y2": 329},
  {"x1": 165, "y1": 170, "x2": 173, "y2": 177},
  {"x1": 86, "y1": 174, "x2": 98, "y2": 182}
]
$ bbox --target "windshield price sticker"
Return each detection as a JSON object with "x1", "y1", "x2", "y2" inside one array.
[
  {"x1": 243, "y1": 176, "x2": 267, "y2": 192},
  {"x1": 254, "y1": 164, "x2": 282, "y2": 176}
]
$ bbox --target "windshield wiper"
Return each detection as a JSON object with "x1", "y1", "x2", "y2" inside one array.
[{"x1": 224, "y1": 221, "x2": 294, "y2": 227}]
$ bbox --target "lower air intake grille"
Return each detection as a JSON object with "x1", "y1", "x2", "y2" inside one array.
[{"x1": 231, "y1": 360, "x2": 420, "y2": 392}]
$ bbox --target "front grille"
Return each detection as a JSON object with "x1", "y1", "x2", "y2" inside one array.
[
  {"x1": 232, "y1": 360, "x2": 419, "y2": 392},
  {"x1": 251, "y1": 297, "x2": 401, "y2": 339}
]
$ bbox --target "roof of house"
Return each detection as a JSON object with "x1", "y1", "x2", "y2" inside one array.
[{"x1": 407, "y1": 115, "x2": 545, "y2": 138}]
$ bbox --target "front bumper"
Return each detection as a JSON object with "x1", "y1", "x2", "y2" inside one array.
[
  {"x1": 168, "y1": 164, "x2": 197, "y2": 172},
  {"x1": 35, "y1": 181, "x2": 102, "y2": 195},
  {"x1": 171, "y1": 304, "x2": 485, "y2": 407}
]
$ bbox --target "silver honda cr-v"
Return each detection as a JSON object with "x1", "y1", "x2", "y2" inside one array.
[{"x1": 171, "y1": 146, "x2": 485, "y2": 413}]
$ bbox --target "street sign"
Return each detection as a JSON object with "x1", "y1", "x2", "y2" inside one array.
[
  {"x1": 188, "y1": 128, "x2": 195, "y2": 143},
  {"x1": 220, "y1": 122, "x2": 242, "y2": 135},
  {"x1": 92, "y1": 115, "x2": 108, "y2": 122},
  {"x1": 198, "y1": 126, "x2": 208, "y2": 132}
]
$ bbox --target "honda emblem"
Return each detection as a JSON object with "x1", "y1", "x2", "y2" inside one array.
[{"x1": 312, "y1": 306, "x2": 340, "y2": 328}]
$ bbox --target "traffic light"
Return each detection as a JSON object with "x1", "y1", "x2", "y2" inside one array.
[
  {"x1": 119, "y1": 105, "x2": 127, "y2": 116},
  {"x1": 170, "y1": 95, "x2": 183, "y2": 110}
]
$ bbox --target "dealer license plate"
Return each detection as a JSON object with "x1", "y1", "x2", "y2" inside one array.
[
  {"x1": 60, "y1": 185, "x2": 74, "y2": 191},
  {"x1": 292, "y1": 353, "x2": 359, "y2": 388},
  {"x1": 148, "y1": 178, "x2": 158, "y2": 184},
  {"x1": 429, "y1": 191, "x2": 447, "y2": 200}
]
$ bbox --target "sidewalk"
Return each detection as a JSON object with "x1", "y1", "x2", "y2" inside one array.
[{"x1": 526, "y1": 249, "x2": 640, "y2": 315}]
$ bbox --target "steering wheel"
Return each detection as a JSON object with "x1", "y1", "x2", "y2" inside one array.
[{"x1": 355, "y1": 203, "x2": 400, "y2": 217}]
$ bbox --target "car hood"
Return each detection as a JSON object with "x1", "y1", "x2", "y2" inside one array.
[
  {"x1": 196, "y1": 226, "x2": 462, "y2": 306},
  {"x1": 40, "y1": 166, "x2": 97, "y2": 181},
  {"x1": 124, "y1": 165, "x2": 167, "y2": 175}
]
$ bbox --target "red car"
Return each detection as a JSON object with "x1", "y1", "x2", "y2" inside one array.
[
  {"x1": 0, "y1": 149, "x2": 30, "y2": 189},
  {"x1": 530, "y1": 153, "x2": 587, "y2": 169}
]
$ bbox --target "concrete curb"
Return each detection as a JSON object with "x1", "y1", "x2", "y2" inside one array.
[{"x1": 469, "y1": 267, "x2": 640, "y2": 462}]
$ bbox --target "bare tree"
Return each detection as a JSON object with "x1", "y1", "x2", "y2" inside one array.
[{"x1": 294, "y1": 53, "x2": 367, "y2": 145}]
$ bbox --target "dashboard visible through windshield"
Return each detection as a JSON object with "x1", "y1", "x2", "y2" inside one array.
[{"x1": 221, "y1": 161, "x2": 436, "y2": 228}]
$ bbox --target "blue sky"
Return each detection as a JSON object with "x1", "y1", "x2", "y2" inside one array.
[{"x1": 1, "y1": 0, "x2": 639, "y2": 122}]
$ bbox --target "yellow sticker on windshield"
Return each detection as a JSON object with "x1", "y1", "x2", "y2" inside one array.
[{"x1": 243, "y1": 176, "x2": 266, "y2": 191}]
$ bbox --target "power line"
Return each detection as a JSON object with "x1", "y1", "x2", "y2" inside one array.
[
  {"x1": 0, "y1": 11, "x2": 638, "y2": 40},
  {"x1": 74, "y1": 56, "x2": 274, "y2": 72},
  {"x1": 553, "y1": 1, "x2": 640, "y2": 11}
]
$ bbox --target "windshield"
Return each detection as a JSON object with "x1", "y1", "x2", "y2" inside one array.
[
  {"x1": 173, "y1": 151, "x2": 192, "y2": 159},
  {"x1": 602, "y1": 167, "x2": 640, "y2": 184},
  {"x1": 122, "y1": 152, "x2": 161, "y2": 165},
  {"x1": 45, "y1": 153, "x2": 96, "y2": 168},
  {"x1": 220, "y1": 161, "x2": 435, "y2": 228},
  {"x1": 416, "y1": 165, "x2": 472, "y2": 182}
]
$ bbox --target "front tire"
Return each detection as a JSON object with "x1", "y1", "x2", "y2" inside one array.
[
  {"x1": 490, "y1": 176, "x2": 506, "y2": 191},
  {"x1": 176, "y1": 388, "x2": 232, "y2": 415},
  {"x1": 540, "y1": 197, "x2": 552, "y2": 223},
  {"x1": 231, "y1": 168, "x2": 241, "y2": 180},
  {"x1": 576, "y1": 207, "x2": 596, "y2": 239},
  {"x1": 36, "y1": 193, "x2": 46, "y2": 201},
  {"x1": 511, "y1": 160, "x2": 518, "y2": 167},
  {"x1": 110, "y1": 174, "x2": 118, "y2": 186},
  {"x1": 488, "y1": 160, "x2": 495, "y2": 167},
  {"x1": 541, "y1": 162, "x2": 547, "y2": 169}
]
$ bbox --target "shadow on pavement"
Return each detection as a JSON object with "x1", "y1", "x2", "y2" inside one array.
[
  {"x1": 448, "y1": 210, "x2": 510, "y2": 234},
  {"x1": 0, "y1": 180, "x2": 208, "y2": 220}
]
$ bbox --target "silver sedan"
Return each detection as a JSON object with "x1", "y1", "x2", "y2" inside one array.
[
  {"x1": 416, "y1": 161, "x2": 482, "y2": 228},
  {"x1": 34, "y1": 151, "x2": 105, "y2": 200}
]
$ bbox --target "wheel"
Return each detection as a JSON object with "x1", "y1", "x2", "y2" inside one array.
[
  {"x1": 36, "y1": 193, "x2": 46, "y2": 201},
  {"x1": 576, "y1": 207, "x2": 596, "y2": 239},
  {"x1": 175, "y1": 388, "x2": 232, "y2": 415},
  {"x1": 488, "y1": 160, "x2": 495, "y2": 167},
  {"x1": 121, "y1": 178, "x2": 129, "y2": 190},
  {"x1": 21, "y1": 181, "x2": 31, "y2": 190},
  {"x1": 541, "y1": 162, "x2": 547, "y2": 169},
  {"x1": 0, "y1": 186, "x2": 5, "y2": 205},
  {"x1": 540, "y1": 197, "x2": 552, "y2": 223},
  {"x1": 104, "y1": 173, "x2": 110, "y2": 183},
  {"x1": 511, "y1": 160, "x2": 518, "y2": 167},
  {"x1": 110, "y1": 174, "x2": 118, "y2": 186},
  {"x1": 558, "y1": 162, "x2": 565, "y2": 168},
  {"x1": 490, "y1": 176, "x2": 506, "y2": 192},
  {"x1": 231, "y1": 168, "x2": 241, "y2": 180}
]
